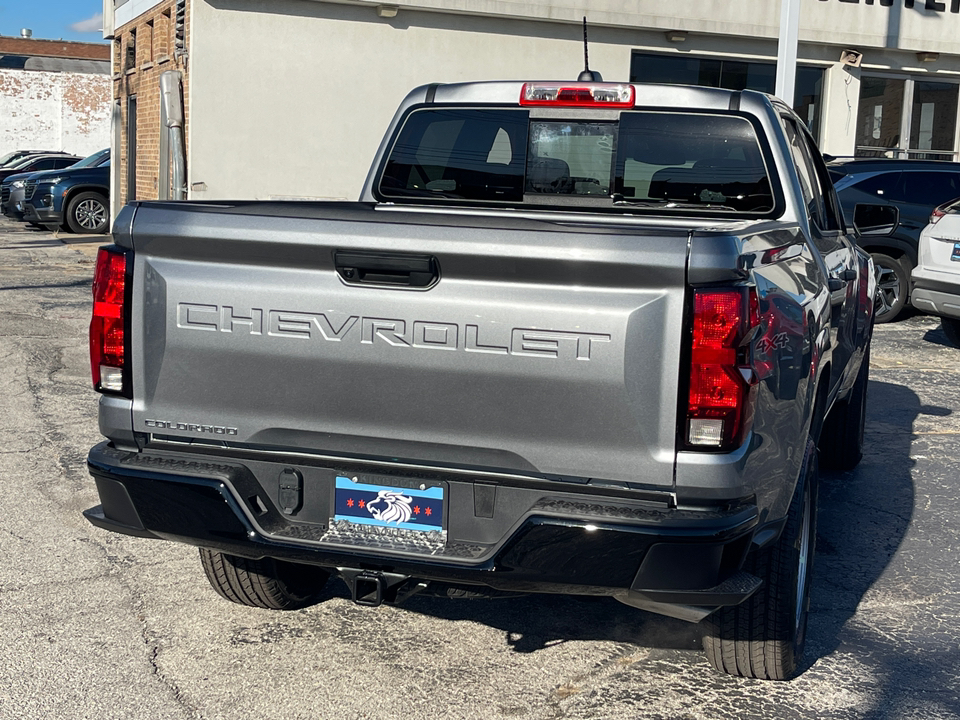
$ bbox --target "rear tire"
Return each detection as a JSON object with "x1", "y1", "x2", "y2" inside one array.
[
  {"x1": 65, "y1": 191, "x2": 109, "y2": 234},
  {"x1": 199, "y1": 548, "x2": 331, "y2": 610},
  {"x1": 702, "y1": 439, "x2": 818, "y2": 680},
  {"x1": 819, "y1": 344, "x2": 870, "y2": 471},
  {"x1": 942, "y1": 317, "x2": 960, "y2": 347},
  {"x1": 871, "y1": 253, "x2": 908, "y2": 323}
]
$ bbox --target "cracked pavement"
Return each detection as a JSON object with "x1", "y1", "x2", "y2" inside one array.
[{"x1": 0, "y1": 216, "x2": 958, "y2": 719}]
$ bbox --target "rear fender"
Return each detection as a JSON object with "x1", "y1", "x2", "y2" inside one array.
[{"x1": 857, "y1": 236, "x2": 916, "y2": 267}]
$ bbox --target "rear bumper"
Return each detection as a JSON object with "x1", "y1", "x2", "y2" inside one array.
[
  {"x1": 910, "y1": 268, "x2": 960, "y2": 319},
  {"x1": 85, "y1": 442, "x2": 763, "y2": 613}
]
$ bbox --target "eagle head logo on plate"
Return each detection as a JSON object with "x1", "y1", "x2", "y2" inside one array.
[{"x1": 367, "y1": 490, "x2": 414, "y2": 524}]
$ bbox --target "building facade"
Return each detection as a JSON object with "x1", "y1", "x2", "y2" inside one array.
[
  {"x1": 103, "y1": 0, "x2": 960, "y2": 205},
  {"x1": 104, "y1": 0, "x2": 189, "y2": 221},
  {"x1": 0, "y1": 35, "x2": 110, "y2": 157}
]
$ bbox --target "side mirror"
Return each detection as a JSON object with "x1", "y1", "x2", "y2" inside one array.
[{"x1": 854, "y1": 203, "x2": 899, "y2": 236}]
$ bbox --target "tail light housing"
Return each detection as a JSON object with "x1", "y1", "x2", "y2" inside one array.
[
  {"x1": 90, "y1": 246, "x2": 130, "y2": 396},
  {"x1": 929, "y1": 206, "x2": 946, "y2": 225},
  {"x1": 520, "y1": 82, "x2": 635, "y2": 108},
  {"x1": 685, "y1": 288, "x2": 759, "y2": 450}
]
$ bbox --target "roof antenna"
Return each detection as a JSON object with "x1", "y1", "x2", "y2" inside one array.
[{"x1": 577, "y1": 17, "x2": 602, "y2": 82}]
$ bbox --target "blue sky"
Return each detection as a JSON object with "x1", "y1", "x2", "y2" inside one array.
[{"x1": 0, "y1": 0, "x2": 108, "y2": 44}]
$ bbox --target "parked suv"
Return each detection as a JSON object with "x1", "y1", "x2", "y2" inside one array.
[
  {"x1": 2, "y1": 149, "x2": 110, "y2": 222},
  {"x1": 911, "y1": 197, "x2": 960, "y2": 345},
  {"x1": 21, "y1": 149, "x2": 110, "y2": 233},
  {"x1": 0, "y1": 149, "x2": 72, "y2": 168},
  {"x1": 0, "y1": 153, "x2": 79, "y2": 185},
  {"x1": 829, "y1": 158, "x2": 960, "y2": 322}
]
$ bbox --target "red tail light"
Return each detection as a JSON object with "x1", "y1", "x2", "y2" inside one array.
[
  {"x1": 90, "y1": 247, "x2": 128, "y2": 395},
  {"x1": 686, "y1": 288, "x2": 758, "y2": 449},
  {"x1": 930, "y1": 206, "x2": 946, "y2": 225}
]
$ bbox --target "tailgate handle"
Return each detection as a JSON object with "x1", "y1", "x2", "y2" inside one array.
[{"x1": 334, "y1": 251, "x2": 439, "y2": 288}]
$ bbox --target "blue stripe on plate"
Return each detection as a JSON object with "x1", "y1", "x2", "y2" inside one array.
[{"x1": 335, "y1": 476, "x2": 443, "y2": 500}]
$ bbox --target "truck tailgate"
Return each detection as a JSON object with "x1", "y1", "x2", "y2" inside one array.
[{"x1": 127, "y1": 203, "x2": 689, "y2": 489}]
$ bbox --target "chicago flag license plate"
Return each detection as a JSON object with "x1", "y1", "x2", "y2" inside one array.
[{"x1": 333, "y1": 476, "x2": 444, "y2": 533}]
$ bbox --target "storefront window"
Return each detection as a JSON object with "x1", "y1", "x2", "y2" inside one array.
[
  {"x1": 909, "y1": 82, "x2": 959, "y2": 160},
  {"x1": 629, "y1": 53, "x2": 824, "y2": 140},
  {"x1": 855, "y1": 77, "x2": 905, "y2": 158},
  {"x1": 856, "y1": 77, "x2": 960, "y2": 161}
]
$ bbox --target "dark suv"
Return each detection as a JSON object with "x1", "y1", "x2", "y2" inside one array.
[
  {"x1": 829, "y1": 158, "x2": 960, "y2": 322},
  {"x1": 0, "y1": 153, "x2": 80, "y2": 184},
  {"x1": 21, "y1": 149, "x2": 110, "y2": 234},
  {"x1": 0, "y1": 149, "x2": 73, "y2": 168}
]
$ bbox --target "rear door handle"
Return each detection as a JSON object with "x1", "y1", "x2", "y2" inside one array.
[{"x1": 334, "y1": 251, "x2": 439, "y2": 288}]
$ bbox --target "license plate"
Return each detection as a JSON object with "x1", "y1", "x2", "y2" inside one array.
[
  {"x1": 333, "y1": 475, "x2": 444, "y2": 532},
  {"x1": 952, "y1": 242, "x2": 960, "y2": 261}
]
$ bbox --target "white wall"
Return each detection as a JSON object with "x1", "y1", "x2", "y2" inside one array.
[
  {"x1": 115, "y1": 0, "x2": 167, "y2": 28},
  {"x1": 188, "y1": 0, "x2": 960, "y2": 201},
  {"x1": 819, "y1": 63, "x2": 861, "y2": 158},
  {"x1": 187, "y1": 1, "x2": 765, "y2": 200},
  {"x1": 377, "y1": 0, "x2": 960, "y2": 54},
  {"x1": 0, "y1": 69, "x2": 111, "y2": 157}
]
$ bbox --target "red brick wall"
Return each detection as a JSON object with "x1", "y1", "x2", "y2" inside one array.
[
  {"x1": 0, "y1": 37, "x2": 109, "y2": 61},
  {"x1": 113, "y1": 0, "x2": 189, "y2": 205}
]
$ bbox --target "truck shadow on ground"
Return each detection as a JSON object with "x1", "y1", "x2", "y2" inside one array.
[
  {"x1": 809, "y1": 378, "x2": 959, "y2": 717},
  {"x1": 351, "y1": 379, "x2": 933, "y2": 685}
]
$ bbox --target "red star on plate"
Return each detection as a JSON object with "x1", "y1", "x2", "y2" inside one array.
[
  {"x1": 425, "y1": 507, "x2": 432, "y2": 516},
  {"x1": 413, "y1": 506, "x2": 421, "y2": 515},
  {"x1": 346, "y1": 498, "x2": 354, "y2": 508},
  {"x1": 358, "y1": 499, "x2": 366, "y2": 509}
]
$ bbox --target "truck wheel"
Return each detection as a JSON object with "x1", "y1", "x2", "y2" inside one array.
[
  {"x1": 701, "y1": 439, "x2": 818, "y2": 680},
  {"x1": 871, "y1": 253, "x2": 908, "y2": 323},
  {"x1": 819, "y1": 344, "x2": 870, "y2": 471},
  {"x1": 199, "y1": 548, "x2": 331, "y2": 610},
  {"x1": 942, "y1": 318, "x2": 960, "y2": 347},
  {"x1": 65, "y1": 191, "x2": 109, "y2": 234}
]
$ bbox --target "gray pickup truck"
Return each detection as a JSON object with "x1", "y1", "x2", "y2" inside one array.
[{"x1": 84, "y1": 80, "x2": 874, "y2": 680}]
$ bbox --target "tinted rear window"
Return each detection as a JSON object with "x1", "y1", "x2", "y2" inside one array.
[
  {"x1": 897, "y1": 171, "x2": 960, "y2": 206},
  {"x1": 378, "y1": 108, "x2": 776, "y2": 215},
  {"x1": 380, "y1": 109, "x2": 527, "y2": 202},
  {"x1": 615, "y1": 112, "x2": 772, "y2": 212}
]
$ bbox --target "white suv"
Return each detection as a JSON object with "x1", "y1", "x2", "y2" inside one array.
[{"x1": 911, "y1": 197, "x2": 960, "y2": 345}]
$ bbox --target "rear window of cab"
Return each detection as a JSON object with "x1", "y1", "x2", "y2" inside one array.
[{"x1": 378, "y1": 107, "x2": 777, "y2": 216}]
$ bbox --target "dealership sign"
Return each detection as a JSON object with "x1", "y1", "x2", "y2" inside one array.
[{"x1": 820, "y1": 0, "x2": 960, "y2": 10}]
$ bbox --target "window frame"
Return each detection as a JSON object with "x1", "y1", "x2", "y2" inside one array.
[{"x1": 781, "y1": 115, "x2": 827, "y2": 230}]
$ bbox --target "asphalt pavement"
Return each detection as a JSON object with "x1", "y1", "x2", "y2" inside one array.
[{"x1": 0, "y1": 216, "x2": 958, "y2": 720}]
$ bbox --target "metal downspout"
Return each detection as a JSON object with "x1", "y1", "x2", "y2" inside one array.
[{"x1": 159, "y1": 71, "x2": 186, "y2": 200}]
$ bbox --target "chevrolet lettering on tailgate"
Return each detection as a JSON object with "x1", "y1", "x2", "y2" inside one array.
[{"x1": 175, "y1": 302, "x2": 612, "y2": 360}]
